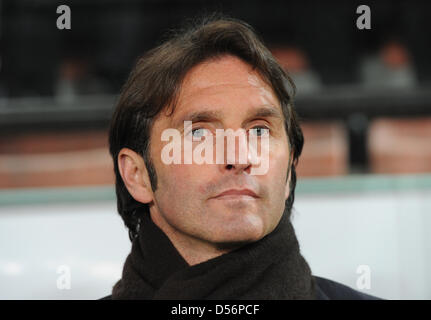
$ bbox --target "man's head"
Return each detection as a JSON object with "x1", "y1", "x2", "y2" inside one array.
[{"x1": 108, "y1": 16, "x2": 304, "y2": 260}]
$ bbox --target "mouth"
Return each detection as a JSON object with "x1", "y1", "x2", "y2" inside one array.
[{"x1": 212, "y1": 188, "x2": 259, "y2": 200}]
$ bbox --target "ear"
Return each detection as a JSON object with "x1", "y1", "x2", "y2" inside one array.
[
  {"x1": 117, "y1": 147, "x2": 153, "y2": 204},
  {"x1": 285, "y1": 151, "x2": 294, "y2": 200}
]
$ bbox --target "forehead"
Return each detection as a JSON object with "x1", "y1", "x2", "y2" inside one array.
[
  {"x1": 163, "y1": 55, "x2": 281, "y2": 120},
  {"x1": 180, "y1": 55, "x2": 275, "y2": 101}
]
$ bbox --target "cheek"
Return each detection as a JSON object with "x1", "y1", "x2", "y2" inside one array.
[
  {"x1": 153, "y1": 164, "x2": 192, "y2": 216},
  {"x1": 269, "y1": 138, "x2": 290, "y2": 173},
  {"x1": 157, "y1": 163, "x2": 212, "y2": 199},
  {"x1": 158, "y1": 163, "x2": 188, "y2": 191},
  {"x1": 267, "y1": 140, "x2": 290, "y2": 193}
]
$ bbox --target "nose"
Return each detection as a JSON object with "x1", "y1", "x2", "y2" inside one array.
[
  {"x1": 225, "y1": 162, "x2": 251, "y2": 173},
  {"x1": 222, "y1": 129, "x2": 252, "y2": 174}
]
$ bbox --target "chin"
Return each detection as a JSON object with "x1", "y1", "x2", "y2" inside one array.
[{"x1": 209, "y1": 213, "x2": 268, "y2": 244}]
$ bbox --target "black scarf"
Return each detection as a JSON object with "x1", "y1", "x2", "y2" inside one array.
[{"x1": 111, "y1": 208, "x2": 316, "y2": 299}]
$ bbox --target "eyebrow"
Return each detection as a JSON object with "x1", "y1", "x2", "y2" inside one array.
[
  {"x1": 241, "y1": 106, "x2": 284, "y2": 126},
  {"x1": 173, "y1": 105, "x2": 284, "y2": 129},
  {"x1": 174, "y1": 110, "x2": 224, "y2": 129}
]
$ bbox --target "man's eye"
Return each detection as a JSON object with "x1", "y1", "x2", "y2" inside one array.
[
  {"x1": 191, "y1": 128, "x2": 211, "y2": 139},
  {"x1": 249, "y1": 126, "x2": 269, "y2": 137}
]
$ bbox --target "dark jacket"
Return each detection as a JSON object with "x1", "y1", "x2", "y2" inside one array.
[
  {"x1": 100, "y1": 276, "x2": 380, "y2": 300},
  {"x1": 314, "y1": 276, "x2": 380, "y2": 300}
]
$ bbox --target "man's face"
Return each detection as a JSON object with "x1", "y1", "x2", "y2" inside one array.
[{"x1": 148, "y1": 55, "x2": 291, "y2": 248}]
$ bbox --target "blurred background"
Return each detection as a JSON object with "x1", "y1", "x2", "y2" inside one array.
[{"x1": 0, "y1": 0, "x2": 430, "y2": 299}]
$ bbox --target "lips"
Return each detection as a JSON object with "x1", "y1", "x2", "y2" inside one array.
[{"x1": 213, "y1": 188, "x2": 258, "y2": 199}]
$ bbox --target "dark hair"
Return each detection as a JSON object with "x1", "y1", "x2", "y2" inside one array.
[{"x1": 108, "y1": 15, "x2": 304, "y2": 239}]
